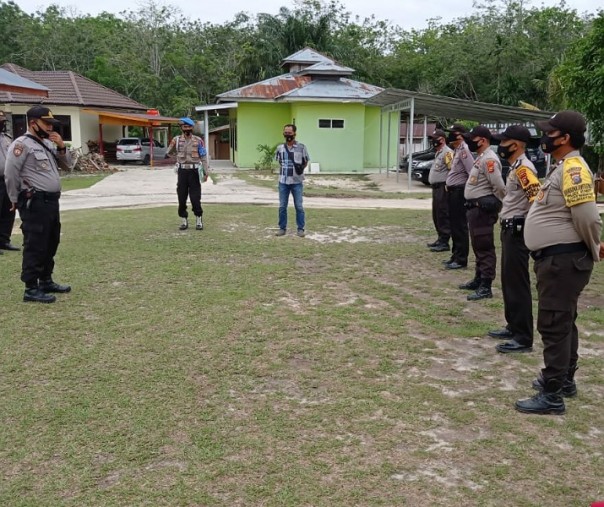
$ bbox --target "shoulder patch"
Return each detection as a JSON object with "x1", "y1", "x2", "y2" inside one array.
[
  {"x1": 516, "y1": 165, "x2": 541, "y2": 202},
  {"x1": 13, "y1": 143, "x2": 24, "y2": 157},
  {"x1": 562, "y1": 157, "x2": 594, "y2": 207},
  {"x1": 486, "y1": 160, "x2": 496, "y2": 173}
]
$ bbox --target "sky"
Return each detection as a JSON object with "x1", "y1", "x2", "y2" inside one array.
[{"x1": 13, "y1": 0, "x2": 600, "y2": 31}]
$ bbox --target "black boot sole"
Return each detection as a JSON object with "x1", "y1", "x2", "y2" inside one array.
[{"x1": 515, "y1": 405, "x2": 566, "y2": 415}]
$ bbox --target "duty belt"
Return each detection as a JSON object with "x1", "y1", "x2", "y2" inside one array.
[
  {"x1": 530, "y1": 242, "x2": 588, "y2": 261},
  {"x1": 178, "y1": 163, "x2": 198, "y2": 169},
  {"x1": 500, "y1": 217, "x2": 523, "y2": 229}
]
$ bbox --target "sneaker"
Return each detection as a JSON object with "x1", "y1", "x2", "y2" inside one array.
[
  {"x1": 196, "y1": 217, "x2": 203, "y2": 230},
  {"x1": 297, "y1": 229, "x2": 305, "y2": 237},
  {"x1": 275, "y1": 229, "x2": 286, "y2": 237},
  {"x1": 23, "y1": 288, "x2": 56, "y2": 303},
  {"x1": 179, "y1": 218, "x2": 188, "y2": 230},
  {"x1": 39, "y1": 280, "x2": 71, "y2": 293}
]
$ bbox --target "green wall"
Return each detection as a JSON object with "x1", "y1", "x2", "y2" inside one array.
[{"x1": 230, "y1": 101, "x2": 398, "y2": 172}]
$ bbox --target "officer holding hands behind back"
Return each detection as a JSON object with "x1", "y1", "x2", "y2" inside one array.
[
  {"x1": 4, "y1": 106, "x2": 73, "y2": 303},
  {"x1": 489, "y1": 125, "x2": 541, "y2": 354},
  {"x1": 515, "y1": 110, "x2": 603, "y2": 415}
]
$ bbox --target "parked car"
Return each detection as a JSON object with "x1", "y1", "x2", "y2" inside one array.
[
  {"x1": 116, "y1": 137, "x2": 169, "y2": 165},
  {"x1": 401, "y1": 145, "x2": 547, "y2": 186}
]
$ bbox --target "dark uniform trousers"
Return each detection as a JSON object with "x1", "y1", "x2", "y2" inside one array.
[
  {"x1": 0, "y1": 178, "x2": 16, "y2": 245},
  {"x1": 467, "y1": 206, "x2": 498, "y2": 280},
  {"x1": 500, "y1": 228, "x2": 533, "y2": 345},
  {"x1": 446, "y1": 186, "x2": 469, "y2": 265},
  {"x1": 18, "y1": 192, "x2": 61, "y2": 287},
  {"x1": 177, "y1": 168, "x2": 203, "y2": 219},
  {"x1": 431, "y1": 183, "x2": 450, "y2": 245},
  {"x1": 534, "y1": 251, "x2": 593, "y2": 383}
]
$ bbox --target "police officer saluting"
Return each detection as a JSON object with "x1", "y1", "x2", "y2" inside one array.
[
  {"x1": 4, "y1": 106, "x2": 73, "y2": 303},
  {"x1": 460, "y1": 126, "x2": 506, "y2": 300},
  {"x1": 489, "y1": 125, "x2": 541, "y2": 353},
  {"x1": 515, "y1": 110, "x2": 603, "y2": 415},
  {"x1": 167, "y1": 117, "x2": 207, "y2": 231}
]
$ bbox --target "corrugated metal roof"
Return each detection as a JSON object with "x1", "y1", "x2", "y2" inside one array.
[
  {"x1": 280, "y1": 47, "x2": 334, "y2": 67},
  {"x1": 217, "y1": 73, "x2": 312, "y2": 101},
  {"x1": 83, "y1": 109, "x2": 179, "y2": 126},
  {"x1": 0, "y1": 68, "x2": 49, "y2": 97},
  {"x1": 278, "y1": 78, "x2": 382, "y2": 101},
  {"x1": 366, "y1": 88, "x2": 553, "y2": 122},
  {"x1": 298, "y1": 62, "x2": 354, "y2": 76},
  {"x1": 0, "y1": 63, "x2": 147, "y2": 110}
]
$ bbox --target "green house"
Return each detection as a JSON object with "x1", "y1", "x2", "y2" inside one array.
[{"x1": 206, "y1": 48, "x2": 398, "y2": 172}]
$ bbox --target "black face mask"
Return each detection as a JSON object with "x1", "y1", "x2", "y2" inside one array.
[
  {"x1": 446, "y1": 132, "x2": 458, "y2": 143},
  {"x1": 540, "y1": 133, "x2": 563, "y2": 154},
  {"x1": 284, "y1": 134, "x2": 294, "y2": 142},
  {"x1": 182, "y1": 128, "x2": 193, "y2": 136},
  {"x1": 0, "y1": 120, "x2": 6, "y2": 132},
  {"x1": 497, "y1": 143, "x2": 516, "y2": 160},
  {"x1": 466, "y1": 139, "x2": 479, "y2": 152},
  {"x1": 432, "y1": 139, "x2": 443, "y2": 149},
  {"x1": 32, "y1": 121, "x2": 50, "y2": 139}
]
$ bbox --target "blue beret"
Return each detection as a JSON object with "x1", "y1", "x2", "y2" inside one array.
[{"x1": 179, "y1": 117, "x2": 195, "y2": 126}]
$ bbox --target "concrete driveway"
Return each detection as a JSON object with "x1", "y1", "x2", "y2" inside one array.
[{"x1": 61, "y1": 161, "x2": 433, "y2": 212}]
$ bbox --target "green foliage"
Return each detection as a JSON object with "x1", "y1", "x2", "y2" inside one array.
[{"x1": 255, "y1": 143, "x2": 279, "y2": 171}]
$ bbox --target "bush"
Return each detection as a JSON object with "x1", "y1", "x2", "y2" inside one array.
[{"x1": 255, "y1": 143, "x2": 279, "y2": 171}]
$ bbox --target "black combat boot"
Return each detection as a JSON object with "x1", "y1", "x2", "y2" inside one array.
[
  {"x1": 459, "y1": 275, "x2": 481, "y2": 290},
  {"x1": 516, "y1": 378, "x2": 565, "y2": 415},
  {"x1": 532, "y1": 364, "x2": 578, "y2": 398},
  {"x1": 467, "y1": 279, "x2": 492, "y2": 301},
  {"x1": 23, "y1": 287, "x2": 56, "y2": 303},
  {"x1": 39, "y1": 279, "x2": 72, "y2": 293}
]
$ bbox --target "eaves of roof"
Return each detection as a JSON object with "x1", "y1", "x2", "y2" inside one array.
[{"x1": 0, "y1": 63, "x2": 147, "y2": 110}]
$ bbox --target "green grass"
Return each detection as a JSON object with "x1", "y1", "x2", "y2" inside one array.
[
  {"x1": 0, "y1": 205, "x2": 602, "y2": 506},
  {"x1": 236, "y1": 170, "x2": 432, "y2": 199},
  {"x1": 60, "y1": 173, "x2": 112, "y2": 191}
]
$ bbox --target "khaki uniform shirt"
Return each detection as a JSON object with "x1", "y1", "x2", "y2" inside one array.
[
  {"x1": 446, "y1": 142, "x2": 473, "y2": 187},
  {"x1": 0, "y1": 132, "x2": 12, "y2": 177},
  {"x1": 4, "y1": 134, "x2": 72, "y2": 203},
  {"x1": 500, "y1": 154, "x2": 540, "y2": 220},
  {"x1": 464, "y1": 148, "x2": 506, "y2": 201},
  {"x1": 524, "y1": 150, "x2": 602, "y2": 261},
  {"x1": 167, "y1": 135, "x2": 206, "y2": 166},
  {"x1": 428, "y1": 145, "x2": 453, "y2": 185}
]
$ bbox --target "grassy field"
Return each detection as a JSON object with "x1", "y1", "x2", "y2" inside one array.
[
  {"x1": 1, "y1": 204, "x2": 602, "y2": 506},
  {"x1": 60, "y1": 173, "x2": 112, "y2": 191}
]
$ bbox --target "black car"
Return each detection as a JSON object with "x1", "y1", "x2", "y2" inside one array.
[{"x1": 401, "y1": 145, "x2": 547, "y2": 185}]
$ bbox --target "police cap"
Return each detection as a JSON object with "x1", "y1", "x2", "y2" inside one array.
[
  {"x1": 27, "y1": 106, "x2": 60, "y2": 124},
  {"x1": 535, "y1": 110, "x2": 587, "y2": 134}
]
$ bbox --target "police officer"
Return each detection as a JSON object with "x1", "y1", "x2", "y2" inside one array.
[
  {"x1": 489, "y1": 126, "x2": 541, "y2": 353},
  {"x1": 444, "y1": 124, "x2": 473, "y2": 269},
  {"x1": 0, "y1": 110, "x2": 20, "y2": 253},
  {"x1": 167, "y1": 117, "x2": 207, "y2": 231},
  {"x1": 4, "y1": 106, "x2": 73, "y2": 303},
  {"x1": 515, "y1": 110, "x2": 603, "y2": 415},
  {"x1": 426, "y1": 129, "x2": 453, "y2": 252},
  {"x1": 460, "y1": 126, "x2": 505, "y2": 300}
]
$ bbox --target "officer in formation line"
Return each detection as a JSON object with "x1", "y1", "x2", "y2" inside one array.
[
  {"x1": 167, "y1": 117, "x2": 207, "y2": 231},
  {"x1": 459, "y1": 126, "x2": 506, "y2": 300},
  {"x1": 515, "y1": 110, "x2": 603, "y2": 415},
  {"x1": 489, "y1": 125, "x2": 541, "y2": 354},
  {"x1": 4, "y1": 106, "x2": 73, "y2": 303},
  {"x1": 426, "y1": 129, "x2": 453, "y2": 253},
  {"x1": 443, "y1": 124, "x2": 473, "y2": 269},
  {"x1": 0, "y1": 110, "x2": 20, "y2": 254}
]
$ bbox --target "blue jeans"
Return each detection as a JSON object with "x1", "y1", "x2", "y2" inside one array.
[{"x1": 278, "y1": 182, "x2": 305, "y2": 231}]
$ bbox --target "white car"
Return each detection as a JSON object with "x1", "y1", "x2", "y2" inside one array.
[{"x1": 116, "y1": 137, "x2": 168, "y2": 165}]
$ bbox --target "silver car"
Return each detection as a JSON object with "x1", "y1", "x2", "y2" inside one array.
[{"x1": 116, "y1": 137, "x2": 168, "y2": 165}]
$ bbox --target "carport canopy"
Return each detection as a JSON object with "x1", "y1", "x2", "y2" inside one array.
[
  {"x1": 365, "y1": 88, "x2": 554, "y2": 186},
  {"x1": 83, "y1": 109, "x2": 181, "y2": 164}
]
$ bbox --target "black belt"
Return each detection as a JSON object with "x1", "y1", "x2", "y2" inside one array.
[
  {"x1": 21, "y1": 190, "x2": 61, "y2": 201},
  {"x1": 447, "y1": 185, "x2": 465, "y2": 191},
  {"x1": 178, "y1": 163, "x2": 198, "y2": 169},
  {"x1": 530, "y1": 242, "x2": 588, "y2": 261},
  {"x1": 464, "y1": 199, "x2": 478, "y2": 209},
  {"x1": 431, "y1": 182, "x2": 446, "y2": 189}
]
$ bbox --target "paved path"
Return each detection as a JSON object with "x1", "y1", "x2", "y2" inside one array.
[{"x1": 61, "y1": 162, "x2": 433, "y2": 212}]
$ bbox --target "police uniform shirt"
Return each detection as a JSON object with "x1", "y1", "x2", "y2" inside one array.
[
  {"x1": 169, "y1": 135, "x2": 205, "y2": 165},
  {"x1": 464, "y1": 148, "x2": 506, "y2": 201},
  {"x1": 0, "y1": 132, "x2": 12, "y2": 177},
  {"x1": 524, "y1": 149, "x2": 602, "y2": 261},
  {"x1": 500, "y1": 154, "x2": 540, "y2": 220},
  {"x1": 445, "y1": 142, "x2": 473, "y2": 187},
  {"x1": 275, "y1": 141, "x2": 310, "y2": 185},
  {"x1": 428, "y1": 145, "x2": 453, "y2": 185},
  {"x1": 4, "y1": 135, "x2": 72, "y2": 203}
]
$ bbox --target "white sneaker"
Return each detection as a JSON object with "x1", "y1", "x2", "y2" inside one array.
[{"x1": 179, "y1": 218, "x2": 188, "y2": 230}]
